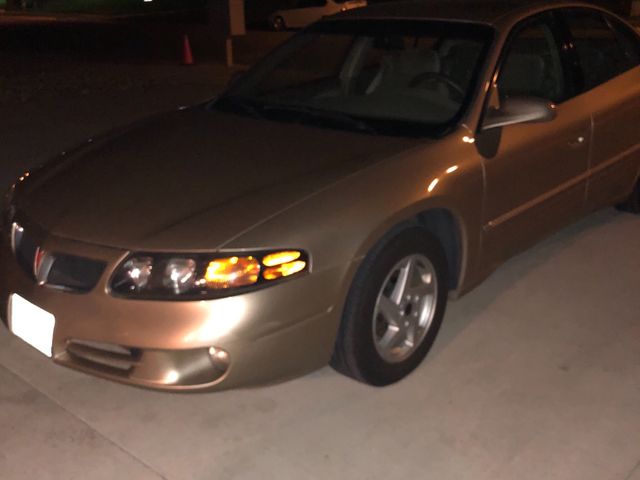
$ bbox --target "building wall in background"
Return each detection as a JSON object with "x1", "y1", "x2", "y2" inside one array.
[
  {"x1": 3, "y1": 0, "x2": 635, "y2": 19},
  {"x1": 4, "y1": 0, "x2": 206, "y2": 13},
  {"x1": 366, "y1": 0, "x2": 633, "y2": 15}
]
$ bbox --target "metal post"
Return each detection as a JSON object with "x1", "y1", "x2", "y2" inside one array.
[{"x1": 207, "y1": 0, "x2": 246, "y2": 66}]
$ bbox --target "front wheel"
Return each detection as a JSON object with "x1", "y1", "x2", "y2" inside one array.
[{"x1": 331, "y1": 228, "x2": 449, "y2": 386}]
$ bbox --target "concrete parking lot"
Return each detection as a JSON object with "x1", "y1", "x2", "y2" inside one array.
[
  {"x1": 1, "y1": 25, "x2": 640, "y2": 480},
  {"x1": 2, "y1": 197, "x2": 639, "y2": 479}
]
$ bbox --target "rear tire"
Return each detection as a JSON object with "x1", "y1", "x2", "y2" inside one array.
[
  {"x1": 616, "y1": 179, "x2": 640, "y2": 214},
  {"x1": 272, "y1": 16, "x2": 286, "y2": 31},
  {"x1": 331, "y1": 227, "x2": 449, "y2": 386}
]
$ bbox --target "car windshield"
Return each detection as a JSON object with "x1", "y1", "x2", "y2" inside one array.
[{"x1": 214, "y1": 20, "x2": 494, "y2": 137}]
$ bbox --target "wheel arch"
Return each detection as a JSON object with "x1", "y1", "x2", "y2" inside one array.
[
  {"x1": 352, "y1": 204, "x2": 468, "y2": 293},
  {"x1": 415, "y1": 208, "x2": 463, "y2": 290}
]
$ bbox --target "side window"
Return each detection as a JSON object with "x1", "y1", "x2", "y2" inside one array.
[
  {"x1": 565, "y1": 10, "x2": 636, "y2": 91},
  {"x1": 498, "y1": 19, "x2": 566, "y2": 103},
  {"x1": 607, "y1": 16, "x2": 640, "y2": 67}
]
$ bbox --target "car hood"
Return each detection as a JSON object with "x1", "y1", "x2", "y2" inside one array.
[{"x1": 19, "y1": 107, "x2": 419, "y2": 250}]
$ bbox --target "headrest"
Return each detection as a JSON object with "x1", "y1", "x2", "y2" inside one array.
[
  {"x1": 393, "y1": 48, "x2": 441, "y2": 75},
  {"x1": 500, "y1": 53, "x2": 545, "y2": 95}
]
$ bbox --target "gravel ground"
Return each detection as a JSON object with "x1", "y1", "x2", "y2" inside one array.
[{"x1": 0, "y1": 53, "x2": 232, "y2": 190}]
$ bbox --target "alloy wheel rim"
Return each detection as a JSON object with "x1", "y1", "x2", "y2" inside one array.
[{"x1": 372, "y1": 254, "x2": 438, "y2": 364}]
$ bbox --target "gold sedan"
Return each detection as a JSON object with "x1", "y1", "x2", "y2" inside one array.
[{"x1": 2, "y1": 1, "x2": 639, "y2": 391}]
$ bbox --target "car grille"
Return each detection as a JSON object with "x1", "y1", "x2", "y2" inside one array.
[
  {"x1": 13, "y1": 225, "x2": 106, "y2": 292},
  {"x1": 66, "y1": 339, "x2": 141, "y2": 376},
  {"x1": 46, "y1": 253, "x2": 106, "y2": 292}
]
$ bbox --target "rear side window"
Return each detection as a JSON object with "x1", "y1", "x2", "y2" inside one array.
[
  {"x1": 607, "y1": 16, "x2": 640, "y2": 65},
  {"x1": 564, "y1": 10, "x2": 639, "y2": 91}
]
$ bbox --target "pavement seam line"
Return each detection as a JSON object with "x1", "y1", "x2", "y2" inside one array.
[
  {"x1": 1, "y1": 364, "x2": 171, "y2": 480},
  {"x1": 624, "y1": 459, "x2": 640, "y2": 480}
]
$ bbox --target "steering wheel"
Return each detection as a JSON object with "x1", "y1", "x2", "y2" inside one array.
[{"x1": 408, "y1": 72, "x2": 466, "y2": 101}]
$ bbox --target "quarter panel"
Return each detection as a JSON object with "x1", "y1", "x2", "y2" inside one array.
[{"x1": 584, "y1": 67, "x2": 640, "y2": 209}]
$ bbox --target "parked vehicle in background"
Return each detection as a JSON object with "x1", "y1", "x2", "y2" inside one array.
[{"x1": 269, "y1": 0, "x2": 367, "y2": 30}]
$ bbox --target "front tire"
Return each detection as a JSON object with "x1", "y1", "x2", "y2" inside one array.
[{"x1": 331, "y1": 227, "x2": 449, "y2": 386}]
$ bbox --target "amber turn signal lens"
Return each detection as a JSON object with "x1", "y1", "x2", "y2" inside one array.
[
  {"x1": 262, "y1": 251, "x2": 302, "y2": 267},
  {"x1": 263, "y1": 260, "x2": 307, "y2": 281},
  {"x1": 205, "y1": 256, "x2": 260, "y2": 289}
]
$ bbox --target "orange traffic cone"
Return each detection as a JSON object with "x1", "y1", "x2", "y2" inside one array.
[{"x1": 182, "y1": 34, "x2": 194, "y2": 66}]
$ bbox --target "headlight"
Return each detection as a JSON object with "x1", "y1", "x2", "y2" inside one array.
[
  {"x1": 118, "y1": 256, "x2": 154, "y2": 291},
  {"x1": 204, "y1": 256, "x2": 261, "y2": 289},
  {"x1": 110, "y1": 250, "x2": 309, "y2": 299}
]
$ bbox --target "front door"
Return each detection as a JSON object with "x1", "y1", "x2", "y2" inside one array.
[{"x1": 480, "y1": 13, "x2": 592, "y2": 268}]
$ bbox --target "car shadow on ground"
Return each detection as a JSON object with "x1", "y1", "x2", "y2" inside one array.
[{"x1": 433, "y1": 209, "x2": 627, "y2": 353}]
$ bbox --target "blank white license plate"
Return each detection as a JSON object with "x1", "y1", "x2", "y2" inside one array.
[{"x1": 9, "y1": 294, "x2": 55, "y2": 358}]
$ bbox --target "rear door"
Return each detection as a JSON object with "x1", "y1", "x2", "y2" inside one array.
[
  {"x1": 481, "y1": 12, "x2": 592, "y2": 267},
  {"x1": 561, "y1": 8, "x2": 640, "y2": 210}
]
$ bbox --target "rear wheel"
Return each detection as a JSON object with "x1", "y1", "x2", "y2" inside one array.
[
  {"x1": 616, "y1": 179, "x2": 640, "y2": 214},
  {"x1": 272, "y1": 16, "x2": 286, "y2": 31},
  {"x1": 331, "y1": 228, "x2": 449, "y2": 386}
]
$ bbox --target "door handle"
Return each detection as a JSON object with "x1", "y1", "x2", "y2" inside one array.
[{"x1": 568, "y1": 136, "x2": 586, "y2": 148}]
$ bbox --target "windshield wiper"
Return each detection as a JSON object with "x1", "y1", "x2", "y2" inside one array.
[
  {"x1": 213, "y1": 95, "x2": 264, "y2": 119},
  {"x1": 261, "y1": 103, "x2": 378, "y2": 135}
]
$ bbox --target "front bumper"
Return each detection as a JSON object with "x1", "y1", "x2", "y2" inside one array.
[{"x1": 0, "y1": 228, "x2": 350, "y2": 392}]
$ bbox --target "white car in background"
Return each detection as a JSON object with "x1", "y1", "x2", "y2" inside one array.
[{"x1": 269, "y1": 0, "x2": 367, "y2": 30}]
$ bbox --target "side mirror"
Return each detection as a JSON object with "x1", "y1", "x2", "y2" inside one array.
[{"x1": 482, "y1": 96, "x2": 556, "y2": 131}]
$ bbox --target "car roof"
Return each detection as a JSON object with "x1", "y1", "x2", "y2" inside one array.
[{"x1": 331, "y1": 0, "x2": 603, "y2": 27}]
